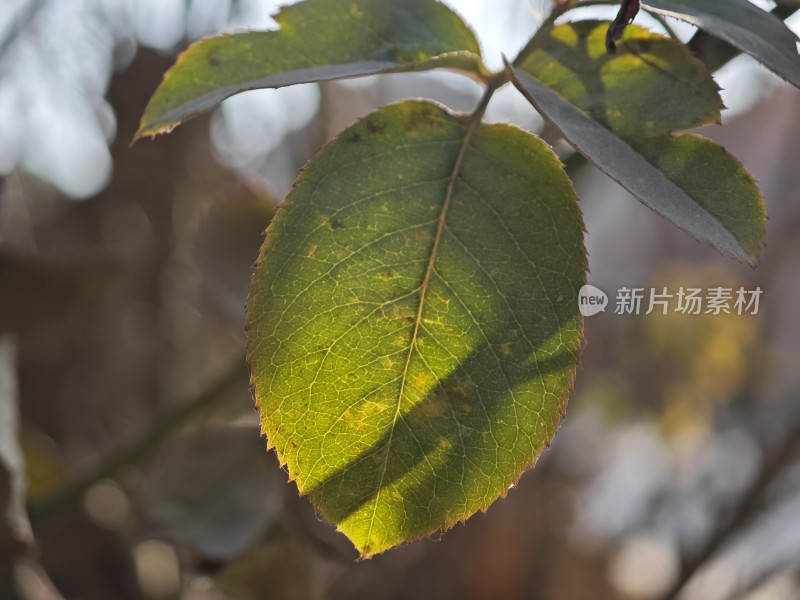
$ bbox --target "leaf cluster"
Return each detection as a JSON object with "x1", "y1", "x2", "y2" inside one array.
[{"x1": 137, "y1": 0, "x2": 800, "y2": 556}]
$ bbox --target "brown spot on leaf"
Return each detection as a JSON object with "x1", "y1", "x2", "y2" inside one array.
[
  {"x1": 366, "y1": 119, "x2": 386, "y2": 135},
  {"x1": 406, "y1": 106, "x2": 437, "y2": 130}
]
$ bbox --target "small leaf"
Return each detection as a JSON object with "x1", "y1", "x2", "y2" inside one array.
[
  {"x1": 137, "y1": 0, "x2": 486, "y2": 139},
  {"x1": 140, "y1": 427, "x2": 284, "y2": 560},
  {"x1": 512, "y1": 21, "x2": 765, "y2": 264},
  {"x1": 643, "y1": 0, "x2": 800, "y2": 88},
  {"x1": 247, "y1": 100, "x2": 586, "y2": 556}
]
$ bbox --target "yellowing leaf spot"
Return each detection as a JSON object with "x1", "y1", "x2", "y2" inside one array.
[
  {"x1": 413, "y1": 372, "x2": 435, "y2": 389},
  {"x1": 552, "y1": 25, "x2": 580, "y2": 48},
  {"x1": 355, "y1": 400, "x2": 391, "y2": 423}
]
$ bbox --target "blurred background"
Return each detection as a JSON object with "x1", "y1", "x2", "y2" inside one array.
[{"x1": 1, "y1": 0, "x2": 800, "y2": 598}]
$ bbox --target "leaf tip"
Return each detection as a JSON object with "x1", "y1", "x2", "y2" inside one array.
[
  {"x1": 744, "y1": 248, "x2": 762, "y2": 268},
  {"x1": 133, "y1": 120, "x2": 177, "y2": 144}
]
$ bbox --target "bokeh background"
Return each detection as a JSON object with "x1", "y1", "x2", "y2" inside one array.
[{"x1": 1, "y1": 1, "x2": 800, "y2": 599}]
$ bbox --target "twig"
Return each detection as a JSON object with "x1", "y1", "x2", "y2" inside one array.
[
  {"x1": 12, "y1": 557, "x2": 65, "y2": 600},
  {"x1": 660, "y1": 416, "x2": 800, "y2": 600},
  {"x1": 27, "y1": 354, "x2": 248, "y2": 523}
]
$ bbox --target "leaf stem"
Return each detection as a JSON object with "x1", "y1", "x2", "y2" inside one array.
[{"x1": 472, "y1": 71, "x2": 506, "y2": 120}]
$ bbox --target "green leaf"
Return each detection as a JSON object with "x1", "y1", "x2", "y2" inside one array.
[
  {"x1": 246, "y1": 100, "x2": 586, "y2": 556},
  {"x1": 642, "y1": 0, "x2": 800, "y2": 88},
  {"x1": 140, "y1": 427, "x2": 283, "y2": 560},
  {"x1": 137, "y1": 0, "x2": 486, "y2": 139},
  {"x1": 512, "y1": 21, "x2": 765, "y2": 264}
]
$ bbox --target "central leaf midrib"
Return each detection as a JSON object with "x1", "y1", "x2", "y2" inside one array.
[{"x1": 363, "y1": 110, "x2": 484, "y2": 546}]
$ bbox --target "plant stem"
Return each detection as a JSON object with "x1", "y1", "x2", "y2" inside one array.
[
  {"x1": 660, "y1": 417, "x2": 800, "y2": 600},
  {"x1": 473, "y1": 71, "x2": 506, "y2": 119},
  {"x1": 27, "y1": 354, "x2": 248, "y2": 523}
]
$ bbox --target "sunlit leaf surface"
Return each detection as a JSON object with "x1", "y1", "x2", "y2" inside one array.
[
  {"x1": 513, "y1": 22, "x2": 765, "y2": 264},
  {"x1": 247, "y1": 100, "x2": 586, "y2": 556},
  {"x1": 137, "y1": 0, "x2": 486, "y2": 138}
]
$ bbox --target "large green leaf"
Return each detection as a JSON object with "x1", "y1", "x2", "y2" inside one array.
[
  {"x1": 512, "y1": 21, "x2": 765, "y2": 264},
  {"x1": 137, "y1": 0, "x2": 485, "y2": 139},
  {"x1": 642, "y1": 0, "x2": 800, "y2": 88},
  {"x1": 247, "y1": 100, "x2": 586, "y2": 556}
]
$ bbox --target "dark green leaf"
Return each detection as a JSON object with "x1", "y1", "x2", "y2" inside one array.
[
  {"x1": 140, "y1": 427, "x2": 283, "y2": 560},
  {"x1": 247, "y1": 100, "x2": 586, "y2": 556},
  {"x1": 512, "y1": 22, "x2": 765, "y2": 264},
  {"x1": 137, "y1": 0, "x2": 486, "y2": 139},
  {"x1": 643, "y1": 0, "x2": 800, "y2": 88}
]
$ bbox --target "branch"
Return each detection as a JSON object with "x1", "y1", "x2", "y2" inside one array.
[
  {"x1": 27, "y1": 354, "x2": 248, "y2": 523},
  {"x1": 661, "y1": 414, "x2": 800, "y2": 600}
]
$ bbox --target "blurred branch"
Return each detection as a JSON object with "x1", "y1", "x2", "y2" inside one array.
[
  {"x1": 12, "y1": 558, "x2": 65, "y2": 600},
  {"x1": 731, "y1": 561, "x2": 800, "y2": 599},
  {"x1": 27, "y1": 353, "x2": 249, "y2": 523},
  {"x1": 661, "y1": 412, "x2": 800, "y2": 600},
  {"x1": 0, "y1": 0, "x2": 47, "y2": 61}
]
